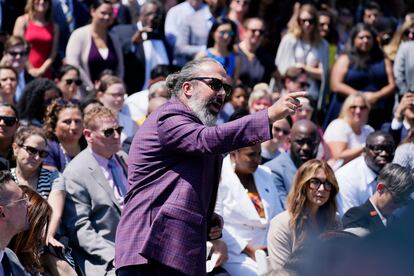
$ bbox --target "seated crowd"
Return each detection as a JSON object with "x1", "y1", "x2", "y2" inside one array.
[{"x1": 1, "y1": 0, "x2": 414, "y2": 275}]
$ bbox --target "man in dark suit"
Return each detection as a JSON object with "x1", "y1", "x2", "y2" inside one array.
[
  {"x1": 114, "y1": 58, "x2": 307, "y2": 275},
  {"x1": 52, "y1": 0, "x2": 89, "y2": 63},
  {"x1": 343, "y1": 163, "x2": 414, "y2": 234},
  {"x1": 0, "y1": 170, "x2": 29, "y2": 275},
  {"x1": 63, "y1": 106, "x2": 128, "y2": 276},
  {"x1": 112, "y1": 0, "x2": 172, "y2": 94}
]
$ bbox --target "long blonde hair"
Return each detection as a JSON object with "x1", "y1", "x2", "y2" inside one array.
[
  {"x1": 338, "y1": 92, "x2": 371, "y2": 123},
  {"x1": 383, "y1": 18, "x2": 414, "y2": 61},
  {"x1": 288, "y1": 4, "x2": 322, "y2": 45},
  {"x1": 286, "y1": 160, "x2": 339, "y2": 243},
  {"x1": 25, "y1": 0, "x2": 53, "y2": 22}
]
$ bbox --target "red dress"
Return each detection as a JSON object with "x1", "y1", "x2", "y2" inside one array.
[{"x1": 24, "y1": 20, "x2": 54, "y2": 79}]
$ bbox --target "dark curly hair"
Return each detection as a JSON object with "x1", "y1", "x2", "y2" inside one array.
[
  {"x1": 43, "y1": 98, "x2": 83, "y2": 141},
  {"x1": 17, "y1": 78, "x2": 62, "y2": 124}
]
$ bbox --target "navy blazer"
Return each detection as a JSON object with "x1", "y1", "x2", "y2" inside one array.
[
  {"x1": 2, "y1": 248, "x2": 26, "y2": 275},
  {"x1": 342, "y1": 200, "x2": 386, "y2": 233},
  {"x1": 111, "y1": 24, "x2": 172, "y2": 94}
]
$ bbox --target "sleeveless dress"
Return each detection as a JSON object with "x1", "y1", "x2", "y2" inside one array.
[
  {"x1": 24, "y1": 20, "x2": 54, "y2": 79},
  {"x1": 325, "y1": 58, "x2": 392, "y2": 129},
  {"x1": 206, "y1": 49, "x2": 236, "y2": 77},
  {"x1": 88, "y1": 36, "x2": 119, "y2": 83}
]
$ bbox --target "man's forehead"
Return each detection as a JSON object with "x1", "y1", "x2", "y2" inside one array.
[
  {"x1": 197, "y1": 62, "x2": 227, "y2": 79},
  {"x1": 367, "y1": 135, "x2": 394, "y2": 146}
]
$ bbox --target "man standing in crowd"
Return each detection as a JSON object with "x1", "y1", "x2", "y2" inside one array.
[
  {"x1": 264, "y1": 119, "x2": 320, "y2": 209},
  {"x1": 343, "y1": 163, "x2": 414, "y2": 233},
  {"x1": 0, "y1": 170, "x2": 29, "y2": 275},
  {"x1": 115, "y1": 58, "x2": 306, "y2": 275},
  {"x1": 113, "y1": 0, "x2": 171, "y2": 93},
  {"x1": 63, "y1": 106, "x2": 128, "y2": 276},
  {"x1": 336, "y1": 131, "x2": 395, "y2": 216}
]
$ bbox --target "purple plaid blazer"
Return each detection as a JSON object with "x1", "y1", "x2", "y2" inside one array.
[{"x1": 115, "y1": 98, "x2": 271, "y2": 275}]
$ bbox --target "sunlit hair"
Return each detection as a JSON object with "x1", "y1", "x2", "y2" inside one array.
[
  {"x1": 43, "y1": 98, "x2": 83, "y2": 141},
  {"x1": 383, "y1": 18, "x2": 414, "y2": 60},
  {"x1": 9, "y1": 186, "x2": 52, "y2": 274},
  {"x1": 247, "y1": 88, "x2": 272, "y2": 110},
  {"x1": 83, "y1": 105, "x2": 116, "y2": 131},
  {"x1": 286, "y1": 159, "x2": 339, "y2": 243},
  {"x1": 3, "y1": 36, "x2": 30, "y2": 53},
  {"x1": 25, "y1": 0, "x2": 52, "y2": 22},
  {"x1": 288, "y1": 4, "x2": 322, "y2": 45},
  {"x1": 338, "y1": 92, "x2": 371, "y2": 122},
  {"x1": 97, "y1": 75, "x2": 125, "y2": 94},
  {"x1": 14, "y1": 126, "x2": 47, "y2": 147},
  {"x1": 242, "y1": 17, "x2": 264, "y2": 30}
]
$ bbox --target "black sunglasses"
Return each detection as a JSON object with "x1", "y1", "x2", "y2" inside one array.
[
  {"x1": 7, "y1": 50, "x2": 28, "y2": 57},
  {"x1": 367, "y1": 144, "x2": 395, "y2": 154},
  {"x1": 19, "y1": 144, "x2": 49, "y2": 158},
  {"x1": 102, "y1": 126, "x2": 124, "y2": 138},
  {"x1": 0, "y1": 116, "x2": 18, "y2": 127},
  {"x1": 64, "y1": 79, "x2": 83, "y2": 86},
  {"x1": 188, "y1": 77, "x2": 232, "y2": 96},
  {"x1": 308, "y1": 177, "x2": 333, "y2": 191}
]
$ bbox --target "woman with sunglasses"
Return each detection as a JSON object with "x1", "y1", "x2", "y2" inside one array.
[
  {"x1": 326, "y1": 23, "x2": 396, "y2": 130},
  {"x1": 324, "y1": 93, "x2": 374, "y2": 167},
  {"x1": 267, "y1": 159, "x2": 339, "y2": 274},
  {"x1": 195, "y1": 17, "x2": 240, "y2": 81},
  {"x1": 275, "y1": 3, "x2": 329, "y2": 109},
  {"x1": 0, "y1": 104, "x2": 19, "y2": 170},
  {"x1": 261, "y1": 117, "x2": 292, "y2": 164},
  {"x1": 54, "y1": 64, "x2": 83, "y2": 101},
  {"x1": 43, "y1": 98, "x2": 86, "y2": 172}
]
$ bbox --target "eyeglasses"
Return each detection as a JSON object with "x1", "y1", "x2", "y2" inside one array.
[
  {"x1": 367, "y1": 144, "x2": 395, "y2": 154},
  {"x1": 7, "y1": 50, "x2": 28, "y2": 57},
  {"x1": 248, "y1": 28, "x2": 265, "y2": 36},
  {"x1": 19, "y1": 144, "x2": 49, "y2": 158},
  {"x1": 350, "y1": 105, "x2": 367, "y2": 111},
  {"x1": 218, "y1": 31, "x2": 235, "y2": 37},
  {"x1": 273, "y1": 126, "x2": 290, "y2": 135},
  {"x1": 299, "y1": 18, "x2": 316, "y2": 25},
  {"x1": 0, "y1": 116, "x2": 18, "y2": 127},
  {"x1": 102, "y1": 126, "x2": 123, "y2": 138},
  {"x1": 3, "y1": 194, "x2": 29, "y2": 207},
  {"x1": 308, "y1": 177, "x2": 333, "y2": 191},
  {"x1": 64, "y1": 79, "x2": 83, "y2": 86},
  {"x1": 299, "y1": 81, "x2": 310, "y2": 90},
  {"x1": 188, "y1": 77, "x2": 232, "y2": 96}
]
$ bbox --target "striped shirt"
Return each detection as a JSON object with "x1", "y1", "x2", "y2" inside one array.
[{"x1": 11, "y1": 168, "x2": 60, "y2": 199}]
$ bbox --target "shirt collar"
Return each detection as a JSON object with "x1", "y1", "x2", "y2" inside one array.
[
  {"x1": 89, "y1": 148, "x2": 113, "y2": 166},
  {"x1": 0, "y1": 249, "x2": 4, "y2": 263},
  {"x1": 369, "y1": 198, "x2": 387, "y2": 226}
]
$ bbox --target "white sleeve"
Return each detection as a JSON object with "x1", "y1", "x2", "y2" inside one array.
[{"x1": 323, "y1": 119, "x2": 349, "y2": 143}]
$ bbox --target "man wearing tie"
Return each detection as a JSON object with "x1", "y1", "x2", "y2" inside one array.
[
  {"x1": 62, "y1": 106, "x2": 128, "y2": 276},
  {"x1": 0, "y1": 170, "x2": 29, "y2": 276}
]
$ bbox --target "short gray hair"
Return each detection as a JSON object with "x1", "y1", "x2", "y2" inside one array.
[
  {"x1": 378, "y1": 163, "x2": 414, "y2": 199},
  {"x1": 165, "y1": 58, "x2": 223, "y2": 97},
  {"x1": 0, "y1": 170, "x2": 15, "y2": 203}
]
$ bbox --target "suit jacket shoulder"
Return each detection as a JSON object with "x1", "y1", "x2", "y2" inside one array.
[
  {"x1": 342, "y1": 200, "x2": 385, "y2": 233},
  {"x1": 4, "y1": 248, "x2": 26, "y2": 275}
]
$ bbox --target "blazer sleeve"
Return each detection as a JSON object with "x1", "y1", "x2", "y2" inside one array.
[
  {"x1": 158, "y1": 108, "x2": 271, "y2": 155},
  {"x1": 66, "y1": 26, "x2": 93, "y2": 89},
  {"x1": 393, "y1": 42, "x2": 407, "y2": 94},
  {"x1": 63, "y1": 174, "x2": 115, "y2": 264},
  {"x1": 267, "y1": 212, "x2": 293, "y2": 273}
]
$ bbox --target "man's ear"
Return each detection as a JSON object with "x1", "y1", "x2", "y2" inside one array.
[
  {"x1": 83, "y1": 128, "x2": 92, "y2": 143},
  {"x1": 377, "y1": 182, "x2": 385, "y2": 193},
  {"x1": 182, "y1": 81, "x2": 193, "y2": 98}
]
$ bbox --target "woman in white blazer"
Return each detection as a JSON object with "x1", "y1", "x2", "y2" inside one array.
[{"x1": 215, "y1": 144, "x2": 283, "y2": 276}]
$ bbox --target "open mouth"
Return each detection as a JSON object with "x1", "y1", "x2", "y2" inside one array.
[{"x1": 208, "y1": 99, "x2": 224, "y2": 114}]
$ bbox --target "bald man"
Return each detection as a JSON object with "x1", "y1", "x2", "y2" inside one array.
[{"x1": 264, "y1": 119, "x2": 320, "y2": 209}]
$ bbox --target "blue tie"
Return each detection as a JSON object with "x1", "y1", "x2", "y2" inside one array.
[{"x1": 108, "y1": 158, "x2": 127, "y2": 197}]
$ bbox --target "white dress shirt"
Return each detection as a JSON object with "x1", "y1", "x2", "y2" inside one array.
[{"x1": 336, "y1": 156, "x2": 378, "y2": 216}]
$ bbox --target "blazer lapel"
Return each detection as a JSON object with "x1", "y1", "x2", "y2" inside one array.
[
  {"x1": 86, "y1": 152, "x2": 122, "y2": 212},
  {"x1": 254, "y1": 169, "x2": 275, "y2": 223}
]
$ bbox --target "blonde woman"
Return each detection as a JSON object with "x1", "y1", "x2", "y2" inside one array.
[
  {"x1": 324, "y1": 93, "x2": 374, "y2": 165},
  {"x1": 275, "y1": 3, "x2": 329, "y2": 106},
  {"x1": 13, "y1": 0, "x2": 59, "y2": 79},
  {"x1": 383, "y1": 17, "x2": 414, "y2": 61},
  {"x1": 267, "y1": 159, "x2": 339, "y2": 273}
]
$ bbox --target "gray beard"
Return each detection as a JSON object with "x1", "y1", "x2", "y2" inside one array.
[{"x1": 187, "y1": 93, "x2": 217, "y2": 126}]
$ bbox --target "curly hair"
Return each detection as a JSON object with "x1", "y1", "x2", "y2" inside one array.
[
  {"x1": 14, "y1": 125, "x2": 47, "y2": 147},
  {"x1": 43, "y1": 98, "x2": 83, "y2": 141},
  {"x1": 9, "y1": 185, "x2": 52, "y2": 274},
  {"x1": 286, "y1": 159, "x2": 339, "y2": 244}
]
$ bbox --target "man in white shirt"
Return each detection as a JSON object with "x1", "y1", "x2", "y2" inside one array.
[
  {"x1": 336, "y1": 131, "x2": 395, "y2": 216},
  {"x1": 342, "y1": 163, "x2": 414, "y2": 233},
  {"x1": 0, "y1": 170, "x2": 29, "y2": 275}
]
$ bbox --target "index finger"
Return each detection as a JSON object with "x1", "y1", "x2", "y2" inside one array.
[{"x1": 288, "y1": 91, "x2": 309, "y2": 99}]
